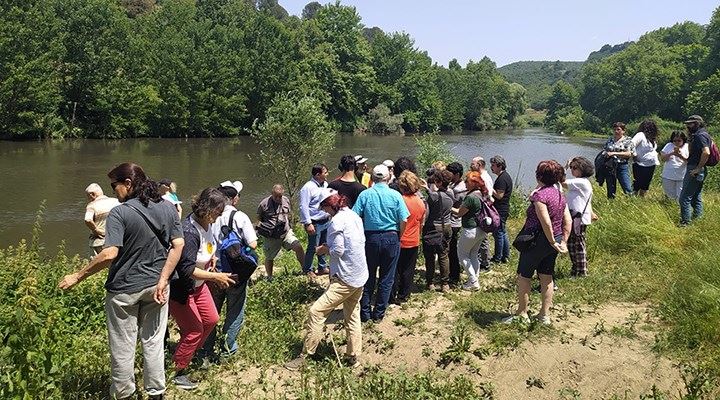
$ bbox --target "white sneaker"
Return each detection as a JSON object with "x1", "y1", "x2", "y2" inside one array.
[
  {"x1": 535, "y1": 314, "x2": 552, "y2": 325},
  {"x1": 501, "y1": 313, "x2": 530, "y2": 324},
  {"x1": 462, "y1": 281, "x2": 480, "y2": 291}
]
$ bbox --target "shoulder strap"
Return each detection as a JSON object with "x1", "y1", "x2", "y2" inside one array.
[
  {"x1": 124, "y1": 203, "x2": 170, "y2": 250},
  {"x1": 226, "y1": 210, "x2": 237, "y2": 232},
  {"x1": 581, "y1": 192, "x2": 592, "y2": 215}
]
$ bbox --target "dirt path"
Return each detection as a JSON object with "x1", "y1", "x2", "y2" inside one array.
[{"x1": 175, "y1": 286, "x2": 684, "y2": 399}]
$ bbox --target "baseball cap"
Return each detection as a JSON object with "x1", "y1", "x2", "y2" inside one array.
[
  {"x1": 220, "y1": 180, "x2": 243, "y2": 193},
  {"x1": 684, "y1": 115, "x2": 704, "y2": 124},
  {"x1": 355, "y1": 155, "x2": 368, "y2": 164},
  {"x1": 318, "y1": 188, "x2": 337, "y2": 205},
  {"x1": 382, "y1": 159, "x2": 394, "y2": 168},
  {"x1": 372, "y1": 164, "x2": 390, "y2": 180}
]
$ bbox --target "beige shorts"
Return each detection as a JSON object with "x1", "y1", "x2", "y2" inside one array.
[{"x1": 263, "y1": 229, "x2": 300, "y2": 261}]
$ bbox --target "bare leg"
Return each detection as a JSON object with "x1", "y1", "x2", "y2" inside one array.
[
  {"x1": 292, "y1": 244, "x2": 305, "y2": 270},
  {"x1": 517, "y1": 275, "x2": 531, "y2": 315},
  {"x1": 538, "y1": 273, "x2": 554, "y2": 317}
]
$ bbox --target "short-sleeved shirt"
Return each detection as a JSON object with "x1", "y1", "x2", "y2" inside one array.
[
  {"x1": 522, "y1": 185, "x2": 566, "y2": 234},
  {"x1": 257, "y1": 195, "x2": 291, "y2": 235},
  {"x1": 449, "y1": 180, "x2": 467, "y2": 228},
  {"x1": 85, "y1": 195, "x2": 120, "y2": 247},
  {"x1": 103, "y1": 198, "x2": 182, "y2": 294},
  {"x1": 212, "y1": 205, "x2": 258, "y2": 248},
  {"x1": 400, "y1": 194, "x2": 425, "y2": 248},
  {"x1": 660, "y1": 142, "x2": 689, "y2": 181},
  {"x1": 631, "y1": 131, "x2": 659, "y2": 167},
  {"x1": 565, "y1": 178, "x2": 593, "y2": 225},
  {"x1": 493, "y1": 171, "x2": 513, "y2": 218},
  {"x1": 688, "y1": 129, "x2": 712, "y2": 168},
  {"x1": 461, "y1": 190, "x2": 485, "y2": 229},
  {"x1": 328, "y1": 179, "x2": 366, "y2": 208},
  {"x1": 352, "y1": 182, "x2": 410, "y2": 232},
  {"x1": 604, "y1": 136, "x2": 636, "y2": 164}
]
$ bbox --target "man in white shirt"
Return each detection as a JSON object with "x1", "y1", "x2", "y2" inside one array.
[
  {"x1": 299, "y1": 164, "x2": 330, "y2": 278},
  {"x1": 84, "y1": 183, "x2": 120, "y2": 255},
  {"x1": 203, "y1": 180, "x2": 257, "y2": 360},
  {"x1": 470, "y1": 157, "x2": 494, "y2": 271}
]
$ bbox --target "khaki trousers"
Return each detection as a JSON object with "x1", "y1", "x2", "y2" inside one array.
[{"x1": 303, "y1": 279, "x2": 363, "y2": 357}]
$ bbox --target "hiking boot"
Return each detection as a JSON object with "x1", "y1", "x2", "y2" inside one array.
[
  {"x1": 172, "y1": 373, "x2": 198, "y2": 390},
  {"x1": 441, "y1": 284, "x2": 451, "y2": 293},
  {"x1": 284, "y1": 354, "x2": 307, "y2": 371},
  {"x1": 345, "y1": 355, "x2": 361, "y2": 369},
  {"x1": 426, "y1": 283, "x2": 436, "y2": 291},
  {"x1": 501, "y1": 313, "x2": 530, "y2": 324},
  {"x1": 535, "y1": 314, "x2": 552, "y2": 325}
]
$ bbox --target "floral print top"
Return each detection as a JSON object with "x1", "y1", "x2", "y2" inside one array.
[{"x1": 603, "y1": 136, "x2": 636, "y2": 164}]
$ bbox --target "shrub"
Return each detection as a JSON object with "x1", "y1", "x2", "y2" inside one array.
[{"x1": 358, "y1": 103, "x2": 404, "y2": 135}]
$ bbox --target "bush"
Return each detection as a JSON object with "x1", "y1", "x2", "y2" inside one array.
[
  {"x1": 414, "y1": 132, "x2": 454, "y2": 172},
  {"x1": 358, "y1": 103, "x2": 404, "y2": 135}
]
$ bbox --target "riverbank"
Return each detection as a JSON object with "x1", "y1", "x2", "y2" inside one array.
[{"x1": 1, "y1": 184, "x2": 719, "y2": 398}]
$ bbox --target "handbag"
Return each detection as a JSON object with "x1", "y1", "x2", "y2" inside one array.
[
  {"x1": 571, "y1": 193, "x2": 592, "y2": 236},
  {"x1": 512, "y1": 230, "x2": 540, "y2": 252}
]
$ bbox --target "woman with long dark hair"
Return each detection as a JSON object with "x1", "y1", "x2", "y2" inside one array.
[
  {"x1": 503, "y1": 160, "x2": 571, "y2": 325},
  {"x1": 631, "y1": 119, "x2": 660, "y2": 197},
  {"x1": 59, "y1": 162, "x2": 184, "y2": 400},
  {"x1": 286, "y1": 190, "x2": 369, "y2": 370}
]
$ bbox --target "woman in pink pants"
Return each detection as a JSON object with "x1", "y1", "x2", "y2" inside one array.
[{"x1": 156, "y1": 187, "x2": 235, "y2": 390}]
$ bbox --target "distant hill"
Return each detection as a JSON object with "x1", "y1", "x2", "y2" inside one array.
[
  {"x1": 498, "y1": 61, "x2": 583, "y2": 109},
  {"x1": 586, "y1": 41, "x2": 633, "y2": 62}
]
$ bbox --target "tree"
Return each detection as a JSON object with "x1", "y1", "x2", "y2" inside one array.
[
  {"x1": 252, "y1": 92, "x2": 335, "y2": 205},
  {"x1": 0, "y1": 0, "x2": 65, "y2": 139},
  {"x1": 359, "y1": 103, "x2": 403, "y2": 135},
  {"x1": 704, "y1": 6, "x2": 720, "y2": 78},
  {"x1": 544, "y1": 80, "x2": 578, "y2": 126},
  {"x1": 685, "y1": 70, "x2": 720, "y2": 125},
  {"x1": 301, "y1": 1, "x2": 321, "y2": 20}
]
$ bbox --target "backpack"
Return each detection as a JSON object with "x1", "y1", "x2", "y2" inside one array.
[
  {"x1": 472, "y1": 194, "x2": 501, "y2": 233},
  {"x1": 218, "y1": 210, "x2": 258, "y2": 285},
  {"x1": 707, "y1": 139, "x2": 720, "y2": 167}
]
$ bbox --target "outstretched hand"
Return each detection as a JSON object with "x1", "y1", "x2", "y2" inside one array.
[{"x1": 58, "y1": 273, "x2": 80, "y2": 290}]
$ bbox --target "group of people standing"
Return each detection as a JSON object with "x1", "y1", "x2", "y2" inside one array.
[
  {"x1": 61, "y1": 113, "x2": 712, "y2": 399},
  {"x1": 598, "y1": 115, "x2": 713, "y2": 226}
]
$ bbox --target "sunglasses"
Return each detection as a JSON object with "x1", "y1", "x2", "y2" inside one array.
[{"x1": 110, "y1": 180, "x2": 125, "y2": 191}]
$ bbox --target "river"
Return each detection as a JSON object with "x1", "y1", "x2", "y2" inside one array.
[{"x1": 0, "y1": 128, "x2": 603, "y2": 256}]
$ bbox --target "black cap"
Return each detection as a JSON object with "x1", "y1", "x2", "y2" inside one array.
[{"x1": 158, "y1": 178, "x2": 172, "y2": 186}]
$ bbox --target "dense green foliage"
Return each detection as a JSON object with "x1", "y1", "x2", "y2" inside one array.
[
  {"x1": 498, "y1": 61, "x2": 583, "y2": 109},
  {"x1": 558, "y1": 12, "x2": 720, "y2": 133},
  {"x1": 252, "y1": 91, "x2": 334, "y2": 200},
  {"x1": 0, "y1": 0, "x2": 525, "y2": 139}
]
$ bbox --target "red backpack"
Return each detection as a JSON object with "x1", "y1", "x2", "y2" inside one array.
[{"x1": 707, "y1": 139, "x2": 719, "y2": 167}]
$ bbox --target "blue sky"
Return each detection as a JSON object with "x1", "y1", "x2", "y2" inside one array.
[{"x1": 280, "y1": 0, "x2": 719, "y2": 67}]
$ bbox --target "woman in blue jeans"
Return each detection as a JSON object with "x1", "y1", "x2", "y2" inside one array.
[{"x1": 603, "y1": 122, "x2": 635, "y2": 198}]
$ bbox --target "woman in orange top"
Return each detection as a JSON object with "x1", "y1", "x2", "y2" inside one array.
[{"x1": 390, "y1": 170, "x2": 426, "y2": 304}]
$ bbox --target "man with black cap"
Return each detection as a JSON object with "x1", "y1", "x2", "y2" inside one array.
[{"x1": 680, "y1": 115, "x2": 712, "y2": 225}]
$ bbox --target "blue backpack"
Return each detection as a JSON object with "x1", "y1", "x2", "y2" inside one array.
[{"x1": 219, "y1": 210, "x2": 259, "y2": 285}]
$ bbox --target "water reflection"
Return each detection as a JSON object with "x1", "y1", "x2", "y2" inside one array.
[{"x1": 0, "y1": 129, "x2": 601, "y2": 255}]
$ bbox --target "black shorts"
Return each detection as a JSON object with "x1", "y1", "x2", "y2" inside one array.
[
  {"x1": 516, "y1": 234, "x2": 560, "y2": 279},
  {"x1": 632, "y1": 163, "x2": 656, "y2": 191}
]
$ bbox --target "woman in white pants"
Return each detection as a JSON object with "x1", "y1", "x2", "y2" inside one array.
[
  {"x1": 660, "y1": 131, "x2": 689, "y2": 201},
  {"x1": 452, "y1": 171, "x2": 490, "y2": 291}
]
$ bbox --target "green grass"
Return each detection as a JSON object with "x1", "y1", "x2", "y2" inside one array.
[{"x1": 4, "y1": 179, "x2": 720, "y2": 398}]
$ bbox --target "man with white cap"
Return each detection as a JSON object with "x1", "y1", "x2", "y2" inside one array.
[
  {"x1": 84, "y1": 183, "x2": 120, "y2": 255},
  {"x1": 203, "y1": 179, "x2": 257, "y2": 360},
  {"x1": 354, "y1": 155, "x2": 372, "y2": 188},
  {"x1": 382, "y1": 159, "x2": 395, "y2": 183},
  {"x1": 352, "y1": 164, "x2": 410, "y2": 322},
  {"x1": 299, "y1": 164, "x2": 331, "y2": 278}
]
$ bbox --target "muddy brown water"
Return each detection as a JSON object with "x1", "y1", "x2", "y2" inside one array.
[{"x1": 0, "y1": 129, "x2": 602, "y2": 256}]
